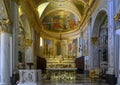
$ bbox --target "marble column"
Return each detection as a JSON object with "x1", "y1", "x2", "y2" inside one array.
[
  {"x1": 0, "y1": 32, "x2": 1, "y2": 82},
  {"x1": 105, "y1": 0, "x2": 117, "y2": 84},
  {"x1": 107, "y1": 0, "x2": 115, "y2": 75},
  {"x1": 88, "y1": 25, "x2": 93, "y2": 70},
  {"x1": 115, "y1": 31, "x2": 120, "y2": 85},
  {"x1": 0, "y1": 32, "x2": 11, "y2": 85},
  {"x1": 117, "y1": 36, "x2": 120, "y2": 85}
]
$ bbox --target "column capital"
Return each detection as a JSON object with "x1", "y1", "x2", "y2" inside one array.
[
  {"x1": 25, "y1": 39, "x2": 33, "y2": 47},
  {"x1": 0, "y1": 19, "x2": 11, "y2": 34},
  {"x1": 114, "y1": 12, "x2": 120, "y2": 21}
]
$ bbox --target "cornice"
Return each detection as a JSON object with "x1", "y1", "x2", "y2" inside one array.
[
  {"x1": 40, "y1": 27, "x2": 80, "y2": 40},
  {"x1": 79, "y1": 0, "x2": 101, "y2": 32}
]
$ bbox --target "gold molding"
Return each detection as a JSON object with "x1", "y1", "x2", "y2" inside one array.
[
  {"x1": 0, "y1": 29, "x2": 11, "y2": 34},
  {"x1": 25, "y1": 39, "x2": 33, "y2": 46},
  {"x1": 0, "y1": 19, "x2": 12, "y2": 34},
  {"x1": 114, "y1": 12, "x2": 120, "y2": 21},
  {"x1": 91, "y1": 37, "x2": 98, "y2": 45},
  {"x1": 114, "y1": 11, "x2": 120, "y2": 30}
]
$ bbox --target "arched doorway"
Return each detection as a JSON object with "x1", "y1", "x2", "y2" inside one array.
[{"x1": 92, "y1": 10, "x2": 108, "y2": 72}]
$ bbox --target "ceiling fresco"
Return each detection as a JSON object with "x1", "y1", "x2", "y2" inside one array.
[
  {"x1": 42, "y1": 10, "x2": 80, "y2": 32},
  {"x1": 34, "y1": 0, "x2": 91, "y2": 6},
  {"x1": 16, "y1": 0, "x2": 97, "y2": 38}
]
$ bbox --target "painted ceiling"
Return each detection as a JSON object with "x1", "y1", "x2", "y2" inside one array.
[
  {"x1": 36, "y1": 0, "x2": 95, "y2": 33},
  {"x1": 42, "y1": 10, "x2": 80, "y2": 32},
  {"x1": 15, "y1": 0, "x2": 96, "y2": 38}
]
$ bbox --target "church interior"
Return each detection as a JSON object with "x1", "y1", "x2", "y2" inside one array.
[{"x1": 0, "y1": 0, "x2": 120, "y2": 85}]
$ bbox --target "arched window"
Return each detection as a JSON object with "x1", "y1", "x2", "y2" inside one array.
[{"x1": 40, "y1": 37, "x2": 43, "y2": 47}]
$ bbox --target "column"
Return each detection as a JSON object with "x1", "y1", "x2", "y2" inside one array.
[
  {"x1": 0, "y1": 30, "x2": 1, "y2": 82},
  {"x1": 12, "y1": 2, "x2": 19, "y2": 74},
  {"x1": 0, "y1": 20, "x2": 11, "y2": 85},
  {"x1": 115, "y1": 31, "x2": 120, "y2": 85},
  {"x1": 117, "y1": 35, "x2": 120, "y2": 85},
  {"x1": 115, "y1": 34, "x2": 120, "y2": 85},
  {"x1": 107, "y1": 0, "x2": 115, "y2": 75},
  {"x1": 106, "y1": 0, "x2": 117, "y2": 84},
  {"x1": 88, "y1": 25, "x2": 93, "y2": 70}
]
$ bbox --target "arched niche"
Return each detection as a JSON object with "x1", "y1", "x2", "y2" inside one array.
[
  {"x1": 18, "y1": 13, "x2": 33, "y2": 68},
  {"x1": 92, "y1": 10, "x2": 108, "y2": 71}
]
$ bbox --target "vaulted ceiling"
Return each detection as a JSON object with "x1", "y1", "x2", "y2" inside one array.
[{"x1": 16, "y1": 0, "x2": 97, "y2": 39}]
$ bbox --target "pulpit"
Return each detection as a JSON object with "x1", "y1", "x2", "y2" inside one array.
[{"x1": 18, "y1": 70, "x2": 42, "y2": 85}]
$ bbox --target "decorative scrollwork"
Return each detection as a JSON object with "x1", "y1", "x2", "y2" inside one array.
[
  {"x1": 25, "y1": 39, "x2": 32, "y2": 46},
  {"x1": 114, "y1": 11, "x2": 120, "y2": 21},
  {"x1": 0, "y1": 19, "x2": 11, "y2": 33}
]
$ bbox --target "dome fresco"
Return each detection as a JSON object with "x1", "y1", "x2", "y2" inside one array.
[{"x1": 42, "y1": 10, "x2": 80, "y2": 32}]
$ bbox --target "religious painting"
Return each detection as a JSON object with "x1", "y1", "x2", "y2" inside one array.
[
  {"x1": 56, "y1": 40, "x2": 67, "y2": 57},
  {"x1": 68, "y1": 42, "x2": 73, "y2": 57},
  {"x1": 72, "y1": 39, "x2": 77, "y2": 57},
  {"x1": 68, "y1": 39, "x2": 77, "y2": 57},
  {"x1": 44, "y1": 39, "x2": 52, "y2": 57},
  {"x1": 42, "y1": 10, "x2": 80, "y2": 32},
  {"x1": 56, "y1": 41, "x2": 61, "y2": 56}
]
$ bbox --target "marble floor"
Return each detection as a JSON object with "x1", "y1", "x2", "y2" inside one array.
[
  {"x1": 42, "y1": 83, "x2": 108, "y2": 85},
  {"x1": 42, "y1": 81, "x2": 108, "y2": 85},
  {"x1": 41, "y1": 74, "x2": 109, "y2": 85}
]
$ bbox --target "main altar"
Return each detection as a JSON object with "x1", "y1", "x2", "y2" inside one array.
[
  {"x1": 45, "y1": 55, "x2": 77, "y2": 82},
  {"x1": 39, "y1": 38, "x2": 78, "y2": 82},
  {"x1": 46, "y1": 68, "x2": 76, "y2": 82}
]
